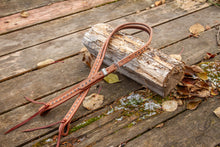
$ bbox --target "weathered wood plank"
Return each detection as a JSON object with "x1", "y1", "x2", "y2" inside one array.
[
  {"x1": 0, "y1": 69, "x2": 139, "y2": 146},
  {"x1": 83, "y1": 23, "x2": 185, "y2": 96},
  {"x1": 0, "y1": 0, "x2": 64, "y2": 17},
  {"x1": 0, "y1": 54, "x2": 89, "y2": 114},
  {"x1": 134, "y1": 6, "x2": 220, "y2": 49},
  {"x1": 1, "y1": 5, "x2": 219, "y2": 83},
  {"x1": 0, "y1": 0, "x2": 117, "y2": 34},
  {"x1": 0, "y1": 0, "x2": 153, "y2": 56},
  {"x1": 92, "y1": 107, "x2": 185, "y2": 147},
  {"x1": 126, "y1": 98, "x2": 220, "y2": 147},
  {"x1": 162, "y1": 28, "x2": 220, "y2": 65}
]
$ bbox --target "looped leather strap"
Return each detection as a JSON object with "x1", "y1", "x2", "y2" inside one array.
[{"x1": 5, "y1": 23, "x2": 152, "y2": 147}]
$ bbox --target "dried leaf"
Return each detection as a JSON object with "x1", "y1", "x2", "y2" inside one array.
[
  {"x1": 83, "y1": 93, "x2": 104, "y2": 110},
  {"x1": 190, "y1": 65, "x2": 205, "y2": 73},
  {"x1": 156, "y1": 123, "x2": 164, "y2": 128},
  {"x1": 20, "y1": 11, "x2": 29, "y2": 18},
  {"x1": 177, "y1": 86, "x2": 190, "y2": 96},
  {"x1": 162, "y1": 0, "x2": 166, "y2": 4},
  {"x1": 177, "y1": 99, "x2": 183, "y2": 106},
  {"x1": 181, "y1": 77, "x2": 196, "y2": 87},
  {"x1": 170, "y1": 54, "x2": 182, "y2": 61},
  {"x1": 195, "y1": 89, "x2": 210, "y2": 97},
  {"x1": 104, "y1": 73, "x2": 120, "y2": 84},
  {"x1": 213, "y1": 107, "x2": 220, "y2": 118},
  {"x1": 189, "y1": 23, "x2": 205, "y2": 35},
  {"x1": 211, "y1": 89, "x2": 219, "y2": 96},
  {"x1": 203, "y1": 52, "x2": 217, "y2": 60},
  {"x1": 184, "y1": 66, "x2": 195, "y2": 76},
  {"x1": 162, "y1": 100, "x2": 178, "y2": 112},
  {"x1": 155, "y1": 0, "x2": 162, "y2": 6},
  {"x1": 187, "y1": 99, "x2": 202, "y2": 110},
  {"x1": 196, "y1": 72, "x2": 208, "y2": 80},
  {"x1": 205, "y1": 25, "x2": 211, "y2": 30},
  {"x1": 37, "y1": 59, "x2": 55, "y2": 68}
]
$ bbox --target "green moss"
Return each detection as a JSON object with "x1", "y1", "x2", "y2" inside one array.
[{"x1": 69, "y1": 114, "x2": 104, "y2": 133}]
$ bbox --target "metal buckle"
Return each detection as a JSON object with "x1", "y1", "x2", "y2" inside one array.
[{"x1": 101, "y1": 68, "x2": 108, "y2": 76}]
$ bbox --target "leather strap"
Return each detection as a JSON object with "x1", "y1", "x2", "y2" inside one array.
[{"x1": 5, "y1": 23, "x2": 152, "y2": 147}]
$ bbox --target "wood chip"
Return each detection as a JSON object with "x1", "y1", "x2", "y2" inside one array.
[
  {"x1": 20, "y1": 11, "x2": 29, "y2": 18},
  {"x1": 170, "y1": 54, "x2": 182, "y2": 61},
  {"x1": 156, "y1": 123, "x2": 164, "y2": 128}
]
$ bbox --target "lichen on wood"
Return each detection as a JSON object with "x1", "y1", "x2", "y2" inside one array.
[{"x1": 83, "y1": 23, "x2": 185, "y2": 96}]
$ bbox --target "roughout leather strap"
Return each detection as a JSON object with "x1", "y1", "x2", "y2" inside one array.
[{"x1": 5, "y1": 23, "x2": 152, "y2": 147}]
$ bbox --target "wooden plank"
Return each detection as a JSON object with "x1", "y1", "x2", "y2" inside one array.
[
  {"x1": 0, "y1": 67, "x2": 139, "y2": 146},
  {"x1": 0, "y1": 54, "x2": 88, "y2": 114},
  {"x1": 162, "y1": 28, "x2": 220, "y2": 65},
  {"x1": 0, "y1": 0, "x2": 117, "y2": 34},
  {"x1": 1, "y1": 5, "x2": 218, "y2": 83},
  {"x1": 91, "y1": 107, "x2": 185, "y2": 147},
  {"x1": 133, "y1": 6, "x2": 220, "y2": 49},
  {"x1": 0, "y1": 0, "x2": 153, "y2": 56},
  {"x1": 0, "y1": 0, "x2": 64, "y2": 17},
  {"x1": 126, "y1": 98, "x2": 220, "y2": 147}
]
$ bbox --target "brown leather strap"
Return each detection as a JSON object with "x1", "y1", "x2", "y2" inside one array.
[{"x1": 5, "y1": 23, "x2": 152, "y2": 147}]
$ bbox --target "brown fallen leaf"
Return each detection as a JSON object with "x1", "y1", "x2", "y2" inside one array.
[
  {"x1": 162, "y1": 100, "x2": 178, "y2": 112},
  {"x1": 189, "y1": 23, "x2": 205, "y2": 36},
  {"x1": 156, "y1": 123, "x2": 164, "y2": 128},
  {"x1": 205, "y1": 25, "x2": 211, "y2": 30},
  {"x1": 83, "y1": 93, "x2": 104, "y2": 110},
  {"x1": 191, "y1": 65, "x2": 205, "y2": 73},
  {"x1": 20, "y1": 11, "x2": 29, "y2": 18},
  {"x1": 184, "y1": 66, "x2": 195, "y2": 76},
  {"x1": 211, "y1": 89, "x2": 219, "y2": 96},
  {"x1": 155, "y1": 0, "x2": 162, "y2": 6},
  {"x1": 195, "y1": 89, "x2": 210, "y2": 97},
  {"x1": 170, "y1": 54, "x2": 182, "y2": 61},
  {"x1": 203, "y1": 52, "x2": 217, "y2": 60},
  {"x1": 213, "y1": 107, "x2": 220, "y2": 118},
  {"x1": 187, "y1": 99, "x2": 202, "y2": 110}
]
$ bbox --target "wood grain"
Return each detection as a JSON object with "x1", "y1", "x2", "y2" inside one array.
[
  {"x1": 126, "y1": 98, "x2": 220, "y2": 147},
  {"x1": 83, "y1": 23, "x2": 185, "y2": 96},
  {"x1": 0, "y1": 0, "x2": 116, "y2": 34}
]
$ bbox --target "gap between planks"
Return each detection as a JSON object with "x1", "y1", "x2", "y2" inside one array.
[
  {"x1": 0, "y1": 2, "x2": 214, "y2": 83},
  {"x1": 0, "y1": 0, "x2": 118, "y2": 35}
]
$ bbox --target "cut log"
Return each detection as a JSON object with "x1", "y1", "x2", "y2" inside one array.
[{"x1": 83, "y1": 23, "x2": 185, "y2": 96}]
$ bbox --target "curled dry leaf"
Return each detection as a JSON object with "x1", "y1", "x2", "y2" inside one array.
[
  {"x1": 170, "y1": 54, "x2": 182, "y2": 61},
  {"x1": 191, "y1": 65, "x2": 205, "y2": 73},
  {"x1": 203, "y1": 52, "x2": 217, "y2": 60},
  {"x1": 162, "y1": 100, "x2": 178, "y2": 112},
  {"x1": 37, "y1": 59, "x2": 55, "y2": 68},
  {"x1": 104, "y1": 73, "x2": 120, "y2": 84},
  {"x1": 83, "y1": 93, "x2": 104, "y2": 110},
  {"x1": 155, "y1": 0, "x2": 162, "y2": 6},
  {"x1": 211, "y1": 89, "x2": 219, "y2": 96},
  {"x1": 184, "y1": 66, "x2": 195, "y2": 76},
  {"x1": 156, "y1": 123, "x2": 164, "y2": 128},
  {"x1": 213, "y1": 107, "x2": 220, "y2": 118},
  {"x1": 195, "y1": 89, "x2": 210, "y2": 97},
  {"x1": 20, "y1": 11, "x2": 29, "y2": 18},
  {"x1": 187, "y1": 99, "x2": 202, "y2": 110},
  {"x1": 189, "y1": 23, "x2": 205, "y2": 35}
]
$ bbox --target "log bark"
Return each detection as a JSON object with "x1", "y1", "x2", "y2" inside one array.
[{"x1": 83, "y1": 23, "x2": 185, "y2": 96}]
